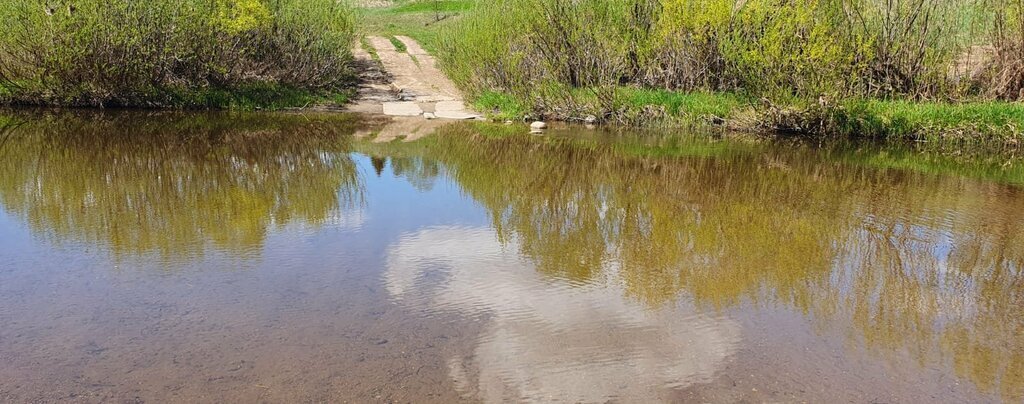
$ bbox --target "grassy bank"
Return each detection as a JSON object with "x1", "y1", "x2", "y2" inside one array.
[
  {"x1": 0, "y1": 0, "x2": 356, "y2": 109},
  {"x1": 472, "y1": 87, "x2": 1024, "y2": 143},
  {"x1": 809, "y1": 99, "x2": 1024, "y2": 143},
  {"x1": 434, "y1": 0, "x2": 1024, "y2": 143}
]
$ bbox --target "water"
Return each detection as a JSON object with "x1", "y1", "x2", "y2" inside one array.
[{"x1": 1, "y1": 110, "x2": 1023, "y2": 403}]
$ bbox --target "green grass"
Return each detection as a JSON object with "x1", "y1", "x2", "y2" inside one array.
[
  {"x1": 472, "y1": 91, "x2": 529, "y2": 120},
  {"x1": 356, "y1": 0, "x2": 472, "y2": 52},
  {"x1": 360, "y1": 37, "x2": 381, "y2": 62},
  {"x1": 389, "y1": 36, "x2": 408, "y2": 53},
  {"x1": 620, "y1": 89, "x2": 751, "y2": 119},
  {"x1": 466, "y1": 87, "x2": 1024, "y2": 146},
  {"x1": 392, "y1": 0, "x2": 475, "y2": 13},
  {"x1": 147, "y1": 83, "x2": 351, "y2": 110},
  {"x1": 468, "y1": 87, "x2": 754, "y2": 125},
  {"x1": 0, "y1": 81, "x2": 350, "y2": 110},
  {"x1": 830, "y1": 100, "x2": 1024, "y2": 142}
]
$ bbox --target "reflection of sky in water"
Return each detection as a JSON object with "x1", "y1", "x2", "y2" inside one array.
[
  {"x1": 2, "y1": 113, "x2": 1024, "y2": 402},
  {"x1": 385, "y1": 226, "x2": 740, "y2": 402}
]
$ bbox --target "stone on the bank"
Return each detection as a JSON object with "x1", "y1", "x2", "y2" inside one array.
[
  {"x1": 530, "y1": 121, "x2": 547, "y2": 130},
  {"x1": 423, "y1": 112, "x2": 437, "y2": 120}
]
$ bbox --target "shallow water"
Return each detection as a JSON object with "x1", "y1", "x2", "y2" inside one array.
[{"x1": 1, "y1": 111, "x2": 1023, "y2": 403}]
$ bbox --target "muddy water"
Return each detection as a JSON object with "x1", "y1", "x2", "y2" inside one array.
[{"x1": 1, "y1": 111, "x2": 1023, "y2": 403}]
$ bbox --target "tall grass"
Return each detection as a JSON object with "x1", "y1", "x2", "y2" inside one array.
[
  {"x1": 438, "y1": 0, "x2": 1019, "y2": 131},
  {"x1": 0, "y1": 0, "x2": 356, "y2": 107}
]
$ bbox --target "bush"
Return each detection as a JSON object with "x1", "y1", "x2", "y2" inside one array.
[
  {"x1": 439, "y1": 0, "x2": 999, "y2": 118},
  {"x1": 718, "y1": 0, "x2": 864, "y2": 100},
  {"x1": 0, "y1": 0, "x2": 356, "y2": 107},
  {"x1": 991, "y1": 0, "x2": 1024, "y2": 100},
  {"x1": 438, "y1": 0, "x2": 663, "y2": 119},
  {"x1": 646, "y1": 0, "x2": 734, "y2": 90}
]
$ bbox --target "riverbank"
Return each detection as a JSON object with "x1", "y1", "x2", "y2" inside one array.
[
  {"x1": 0, "y1": 82, "x2": 353, "y2": 110},
  {"x1": 3, "y1": 0, "x2": 1023, "y2": 146},
  {"x1": 471, "y1": 88, "x2": 1024, "y2": 144},
  {"x1": 432, "y1": 0, "x2": 1024, "y2": 145}
]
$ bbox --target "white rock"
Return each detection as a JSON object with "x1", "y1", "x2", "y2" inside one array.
[
  {"x1": 423, "y1": 112, "x2": 437, "y2": 120},
  {"x1": 530, "y1": 121, "x2": 547, "y2": 130}
]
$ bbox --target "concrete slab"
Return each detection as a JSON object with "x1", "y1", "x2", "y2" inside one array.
[
  {"x1": 435, "y1": 100, "x2": 479, "y2": 120},
  {"x1": 345, "y1": 102, "x2": 384, "y2": 114},
  {"x1": 382, "y1": 101, "x2": 423, "y2": 116},
  {"x1": 435, "y1": 100, "x2": 466, "y2": 111},
  {"x1": 434, "y1": 110, "x2": 479, "y2": 120}
]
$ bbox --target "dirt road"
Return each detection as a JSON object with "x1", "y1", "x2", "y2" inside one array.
[{"x1": 349, "y1": 36, "x2": 479, "y2": 121}]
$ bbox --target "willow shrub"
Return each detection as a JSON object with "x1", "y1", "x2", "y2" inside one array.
[
  {"x1": 991, "y1": 0, "x2": 1024, "y2": 100},
  {"x1": 438, "y1": 0, "x2": 663, "y2": 119},
  {"x1": 646, "y1": 0, "x2": 735, "y2": 90},
  {"x1": 0, "y1": 0, "x2": 355, "y2": 107},
  {"x1": 440, "y1": 0, "x2": 998, "y2": 120},
  {"x1": 716, "y1": 0, "x2": 867, "y2": 101}
]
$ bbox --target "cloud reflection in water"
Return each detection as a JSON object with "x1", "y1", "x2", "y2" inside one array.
[{"x1": 385, "y1": 226, "x2": 740, "y2": 403}]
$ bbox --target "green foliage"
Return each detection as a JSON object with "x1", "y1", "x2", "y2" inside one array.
[
  {"x1": 620, "y1": 89, "x2": 748, "y2": 118},
  {"x1": 166, "y1": 83, "x2": 353, "y2": 110},
  {"x1": 393, "y1": 0, "x2": 475, "y2": 13},
  {"x1": 214, "y1": 0, "x2": 273, "y2": 34},
  {"x1": 827, "y1": 99, "x2": 1024, "y2": 142},
  {"x1": 0, "y1": 0, "x2": 356, "y2": 108},
  {"x1": 356, "y1": 0, "x2": 471, "y2": 53},
  {"x1": 443, "y1": 0, "x2": 993, "y2": 102},
  {"x1": 435, "y1": 0, "x2": 1018, "y2": 140},
  {"x1": 991, "y1": 0, "x2": 1024, "y2": 99},
  {"x1": 721, "y1": 0, "x2": 864, "y2": 100},
  {"x1": 473, "y1": 91, "x2": 529, "y2": 120},
  {"x1": 389, "y1": 36, "x2": 409, "y2": 53}
]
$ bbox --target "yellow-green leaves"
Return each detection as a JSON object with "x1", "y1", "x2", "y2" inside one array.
[{"x1": 213, "y1": 0, "x2": 272, "y2": 34}]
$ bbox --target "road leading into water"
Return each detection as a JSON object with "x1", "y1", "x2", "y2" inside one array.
[{"x1": 349, "y1": 36, "x2": 480, "y2": 120}]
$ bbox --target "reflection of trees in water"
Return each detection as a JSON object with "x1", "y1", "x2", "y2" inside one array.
[
  {"x1": 380, "y1": 126, "x2": 1024, "y2": 400},
  {"x1": 0, "y1": 111, "x2": 367, "y2": 258},
  {"x1": 389, "y1": 157, "x2": 441, "y2": 192}
]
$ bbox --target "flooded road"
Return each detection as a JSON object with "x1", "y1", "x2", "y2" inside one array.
[{"x1": 1, "y1": 111, "x2": 1023, "y2": 403}]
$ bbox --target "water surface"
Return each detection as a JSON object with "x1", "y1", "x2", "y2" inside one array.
[{"x1": 1, "y1": 111, "x2": 1023, "y2": 403}]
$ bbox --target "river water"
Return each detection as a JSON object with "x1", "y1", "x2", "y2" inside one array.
[{"x1": 1, "y1": 110, "x2": 1022, "y2": 403}]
